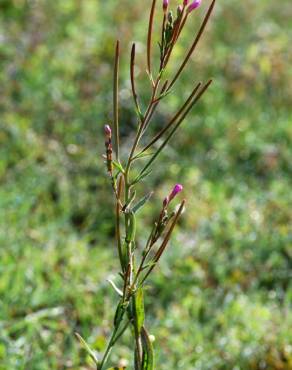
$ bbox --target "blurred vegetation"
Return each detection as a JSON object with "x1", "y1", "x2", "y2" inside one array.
[{"x1": 0, "y1": 0, "x2": 291, "y2": 369}]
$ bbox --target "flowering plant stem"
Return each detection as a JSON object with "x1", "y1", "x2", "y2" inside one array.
[{"x1": 76, "y1": 1, "x2": 216, "y2": 369}]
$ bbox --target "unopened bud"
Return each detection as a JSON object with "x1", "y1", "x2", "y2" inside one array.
[
  {"x1": 104, "y1": 124, "x2": 112, "y2": 139},
  {"x1": 163, "y1": 0, "x2": 169, "y2": 12},
  {"x1": 177, "y1": 5, "x2": 183, "y2": 17},
  {"x1": 163, "y1": 184, "x2": 183, "y2": 207},
  {"x1": 169, "y1": 184, "x2": 183, "y2": 202},
  {"x1": 183, "y1": 0, "x2": 189, "y2": 5}
]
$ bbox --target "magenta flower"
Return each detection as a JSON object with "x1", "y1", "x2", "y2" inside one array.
[
  {"x1": 183, "y1": 0, "x2": 189, "y2": 5},
  {"x1": 104, "y1": 124, "x2": 112, "y2": 138},
  {"x1": 163, "y1": 0, "x2": 169, "y2": 12},
  {"x1": 163, "y1": 184, "x2": 183, "y2": 207},
  {"x1": 169, "y1": 184, "x2": 183, "y2": 200},
  {"x1": 187, "y1": 0, "x2": 201, "y2": 13}
]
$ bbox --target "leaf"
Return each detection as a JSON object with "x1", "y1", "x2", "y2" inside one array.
[
  {"x1": 114, "y1": 300, "x2": 126, "y2": 327},
  {"x1": 75, "y1": 332, "x2": 98, "y2": 365},
  {"x1": 126, "y1": 190, "x2": 136, "y2": 209},
  {"x1": 112, "y1": 160, "x2": 125, "y2": 174},
  {"x1": 133, "y1": 151, "x2": 154, "y2": 160},
  {"x1": 132, "y1": 192, "x2": 153, "y2": 214},
  {"x1": 107, "y1": 279, "x2": 123, "y2": 297},
  {"x1": 141, "y1": 327, "x2": 154, "y2": 370},
  {"x1": 131, "y1": 168, "x2": 152, "y2": 185},
  {"x1": 127, "y1": 212, "x2": 136, "y2": 242},
  {"x1": 134, "y1": 287, "x2": 145, "y2": 335}
]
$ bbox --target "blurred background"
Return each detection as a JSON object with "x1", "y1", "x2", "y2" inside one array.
[{"x1": 0, "y1": 0, "x2": 291, "y2": 369}]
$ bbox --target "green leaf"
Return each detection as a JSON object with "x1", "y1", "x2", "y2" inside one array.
[
  {"x1": 133, "y1": 151, "x2": 154, "y2": 160},
  {"x1": 126, "y1": 190, "x2": 136, "y2": 209},
  {"x1": 114, "y1": 300, "x2": 126, "y2": 327},
  {"x1": 134, "y1": 287, "x2": 145, "y2": 335},
  {"x1": 141, "y1": 327, "x2": 154, "y2": 370},
  {"x1": 112, "y1": 160, "x2": 125, "y2": 174},
  {"x1": 131, "y1": 168, "x2": 152, "y2": 185},
  {"x1": 107, "y1": 279, "x2": 123, "y2": 297},
  {"x1": 75, "y1": 332, "x2": 98, "y2": 365},
  {"x1": 132, "y1": 192, "x2": 153, "y2": 214},
  {"x1": 127, "y1": 212, "x2": 136, "y2": 242}
]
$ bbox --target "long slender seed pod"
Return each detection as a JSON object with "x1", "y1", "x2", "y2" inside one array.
[
  {"x1": 147, "y1": 0, "x2": 157, "y2": 80},
  {"x1": 167, "y1": 0, "x2": 216, "y2": 91},
  {"x1": 113, "y1": 40, "x2": 120, "y2": 161},
  {"x1": 140, "y1": 82, "x2": 202, "y2": 154},
  {"x1": 142, "y1": 80, "x2": 169, "y2": 133},
  {"x1": 130, "y1": 43, "x2": 141, "y2": 116},
  {"x1": 135, "y1": 80, "x2": 212, "y2": 180},
  {"x1": 140, "y1": 200, "x2": 186, "y2": 285}
]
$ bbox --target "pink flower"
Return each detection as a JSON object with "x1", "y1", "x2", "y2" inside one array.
[
  {"x1": 169, "y1": 184, "x2": 183, "y2": 201},
  {"x1": 183, "y1": 0, "x2": 189, "y2": 5},
  {"x1": 163, "y1": 184, "x2": 183, "y2": 207},
  {"x1": 163, "y1": 0, "x2": 169, "y2": 12},
  {"x1": 187, "y1": 0, "x2": 201, "y2": 13}
]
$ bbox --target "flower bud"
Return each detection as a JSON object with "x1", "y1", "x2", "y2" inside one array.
[
  {"x1": 183, "y1": 0, "x2": 189, "y2": 5},
  {"x1": 177, "y1": 5, "x2": 183, "y2": 17},
  {"x1": 163, "y1": 0, "x2": 169, "y2": 12},
  {"x1": 163, "y1": 184, "x2": 183, "y2": 207},
  {"x1": 104, "y1": 124, "x2": 112, "y2": 139},
  {"x1": 169, "y1": 184, "x2": 183, "y2": 201},
  {"x1": 187, "y1": 0, "x2": 201, "y2": 13}
]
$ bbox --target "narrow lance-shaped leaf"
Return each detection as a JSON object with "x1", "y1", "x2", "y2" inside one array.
[
  {"x1": 131, "y1": 168, "x2": 153, "y2": 186},
  {"x1": 75, "y1": 333, "x2": 98, "y2": 365},
  {"x1": 132, "y1": 192, "x2": 153, "y2": 213},
  {"x1": 141, "y1": 327, "x2": 154, "y2": 370},
  {"x1": 134, "y1": 287, "x2": 145, "y2": 335}
]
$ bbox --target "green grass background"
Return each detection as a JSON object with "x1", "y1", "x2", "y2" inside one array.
[{"x1": 0, "y1": 0, "x2": 291, "y2": 369}]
